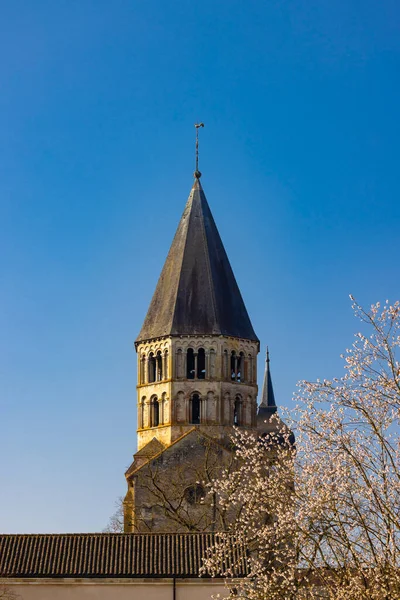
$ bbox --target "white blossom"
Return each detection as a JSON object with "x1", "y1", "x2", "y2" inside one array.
[{"x1": 203, "y1": 299, "x2": 400, "y2": 600}]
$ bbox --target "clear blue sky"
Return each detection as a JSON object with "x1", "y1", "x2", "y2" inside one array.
[{"x1": 1, "y1": 0, "x2": 399, "y2": 533}]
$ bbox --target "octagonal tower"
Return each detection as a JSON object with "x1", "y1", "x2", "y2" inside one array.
[{"x1": 134, "y1": 176, "x2": 260, "y2": 450}]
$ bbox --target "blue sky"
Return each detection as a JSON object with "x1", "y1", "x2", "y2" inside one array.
[{"x1": 1, "y1": 0, "x2": 399, "y2": 533}]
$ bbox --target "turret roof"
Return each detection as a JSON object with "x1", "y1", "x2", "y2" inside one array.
[{"x1": 258, "y1": 348, "x2": 277, "y2": 418}]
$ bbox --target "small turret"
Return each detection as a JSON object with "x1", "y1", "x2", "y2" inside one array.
[
  {"x1": 257, "y1": 348, "x2": 287, "y2": 438},
  {"x1": 257, "y1": 349, "x2": 295, "y2": 446},
  {"x1": 258, "y1": 347, "x2": 277, "y2": 416}
]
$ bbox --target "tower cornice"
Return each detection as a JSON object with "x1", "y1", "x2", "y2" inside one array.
[{"x1": 135, "y1": 333, "x2": 260, "y2": 352}]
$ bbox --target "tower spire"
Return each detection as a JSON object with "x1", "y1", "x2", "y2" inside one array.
[
  {"x1": 194, "y1": 123, "x2": 204, "y2": 179},
  {"x1": 259, "y1": 346, "x2": 277, "y2": 413}
]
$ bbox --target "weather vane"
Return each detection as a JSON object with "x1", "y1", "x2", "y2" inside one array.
[{"x1": 194, "y1": 122, "x2": 204, "y2": 179}]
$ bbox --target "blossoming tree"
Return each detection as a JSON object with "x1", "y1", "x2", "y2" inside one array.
[{"x1": 203, "y1": 299, "x2": 400, "y2": 600}]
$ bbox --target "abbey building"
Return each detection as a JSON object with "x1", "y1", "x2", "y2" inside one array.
[{"x1": 123, "y1": 173, "x2": 279, "y2": 533}]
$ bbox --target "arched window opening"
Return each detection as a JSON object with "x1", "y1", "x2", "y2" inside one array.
[
  {"x1": 187, "y1": 348, "x2": 195, "y2": 379},
  {"x1": 156, "y1": 351, "x2": 163, "y2": 381},
  {"x1": 148, "y1": 353, "x2": 156, "y2": 383},
  {"x1": 233, "y1": 397, "x2": 241, "y2": 426},
  {"x1": 231, "y1": 351, "x2": 237, "y2": 380},
  {"x1": 197, "y1": 348, "x2": 206, "y2": 379},
  {"x1": 190, "y1": 394, "x2": 201, "y2": 424},
  {"x1": 151, "y1": 398, "x2": 160, "y2": 427}
]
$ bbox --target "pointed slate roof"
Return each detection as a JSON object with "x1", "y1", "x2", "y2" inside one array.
[
  {"x1": 258, "y1": 348, "x2": 277, "y2": 417},
  {"x1": 136, "y1": 178, "x2": 258, "y2": 344}
]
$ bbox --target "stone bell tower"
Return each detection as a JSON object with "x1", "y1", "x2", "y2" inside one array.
[
  {"x1": 124, "y1": 132, "x2": 263, "y2": 531},
  {"x1": 134, "y1": 174, "x2": 260, "y2": 451}
]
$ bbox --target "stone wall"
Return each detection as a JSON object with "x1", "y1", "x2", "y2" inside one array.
[{"x1": 124, "y1": 430, "x2": 237, "y2": 533}]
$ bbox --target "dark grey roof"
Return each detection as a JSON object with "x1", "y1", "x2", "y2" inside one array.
[
  {"x1": 136, "y1": 179, "x2": 258, "y2": 344},
  {"x1": 0, "y1": 533, "x2": 247, "y2": 579}
]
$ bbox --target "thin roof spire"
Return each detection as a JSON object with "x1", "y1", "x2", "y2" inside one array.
[
  {"x1": 194, "y1": 123, "x2": 204, "y2": 179},
  {"x1": 259, "y1": 346, "x2": 277, "y2": 412}
]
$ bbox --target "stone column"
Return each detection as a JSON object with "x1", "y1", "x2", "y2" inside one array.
[
  {"x1": 163, "y1": 352, "x2": 168, "y2": 380},
  {"x1": 183, "y1": 351, "x2": 187, "y2": 379},
  {"x1": 168, "y1": 350, "x2": 172, "y2": 380},
  {"x1": 209, "y1": 350, "x2": 216, "y2": 379},
  {"x1": 205, "y1": 350, "x2": 210, "y2": 380},
  {"x1": 222, "y1": 350, "x2": 227, "y2": 379}
]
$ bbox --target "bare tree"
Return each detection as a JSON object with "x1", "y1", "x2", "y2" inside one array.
[
  {"x1": 108, "y1": 432, "x2": 238, "y2": 533},
  {"x1": 203, "y1": 299, "x2": 400, "y2": 600},
  {"x1": 103, "y1": 496, "x2": 124, "y2": 533},
  {"x1": 128, "y1": 433, "x2": 238, "y2": 532}
]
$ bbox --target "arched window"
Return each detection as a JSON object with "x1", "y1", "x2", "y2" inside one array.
[
  {"x1": 156, "y1": 351, "x2": 163, "y2": 381},
  {"x1": 197, "y1": 348, "x2": 206, "y2": 379},
  {"x1": 148, "y1": 353, "x2": 156, "y2": 383},
  {"x1": 190, "y1": 393, "x2": 201, "y2": 424},
  {"x1": 151, "y1": 397, "x2": 160, "y2": 427},
  {"x1": 231, "y1": 351, "x2": 237, "y2": 380},
  {"x1": 233, "y1": 396, "x2": 242, "y2": 426},
  {"x1": 187, "y1": 348, "x2": 195, "y2": 379}
]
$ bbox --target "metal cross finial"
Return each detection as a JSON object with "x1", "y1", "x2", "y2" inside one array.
[
  {"x1": 194, "y1": 123, "x2": 204, "y2": 179},
  {"x1": 266, "y1": 346, "x2": 270, "y2": 363}
]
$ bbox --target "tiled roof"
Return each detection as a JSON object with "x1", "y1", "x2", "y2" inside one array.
[
  {"x1": 136, "y1": 178, "x2": 259, "y2": 344},
  {"x1": 0, "y1": 533, "x2": 248, "y2": 579}
]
